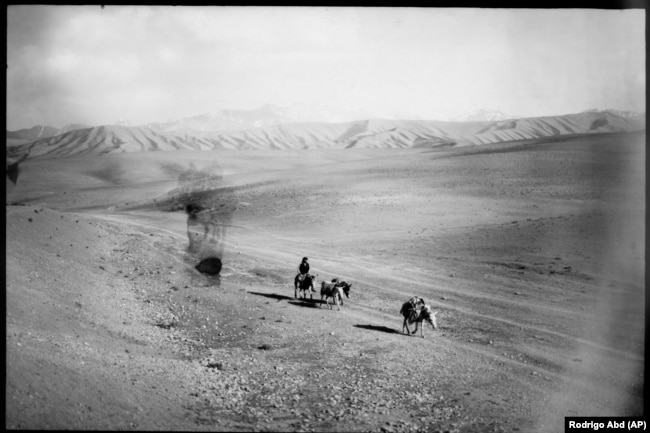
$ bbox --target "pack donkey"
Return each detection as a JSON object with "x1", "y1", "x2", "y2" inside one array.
[
  {"x1": 400, "y1": 297, "x2": 438, "y2": 338},
  {"x1": 320, "y1": 279, "x2": 352, "y2": 311}
]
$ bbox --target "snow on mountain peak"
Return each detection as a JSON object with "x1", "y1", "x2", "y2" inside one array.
[{"x1": 456, "y1": 109, "x2": 520, "y2": 122}]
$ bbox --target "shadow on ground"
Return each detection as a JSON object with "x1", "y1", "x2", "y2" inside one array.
[
  {"x1": 354, "y1": 324, "x2": 401, "y2": 334},
  {"x1": 288, "y1": 300, "x2": 322, "y2": 309},
  {"x1": 247, "y1": 291, "x2": 294, "y2": 301}
]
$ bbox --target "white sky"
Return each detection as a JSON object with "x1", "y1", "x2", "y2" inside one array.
[{"x1": 6, "y1": 6, "x2": 646, "y2": 130}]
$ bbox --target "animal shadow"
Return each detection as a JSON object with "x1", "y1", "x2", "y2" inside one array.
[
  {"x1": 288, "y1": 299, "x2": 321, "y2": 309},
  {"x1": 248, "y1": 291, "x2": 293, "y2": 301},
  {"x1": 354, "y1": 324, "x2": 401, "y2": 334}
]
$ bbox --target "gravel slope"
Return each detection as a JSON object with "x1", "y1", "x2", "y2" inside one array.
[{"x1": 5, "y1": 132, "x2": 645, "y2": 432}]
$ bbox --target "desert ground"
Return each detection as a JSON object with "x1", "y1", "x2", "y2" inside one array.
[{"x1": 5, "y1": 131, "x2": 645, "y2": 432}]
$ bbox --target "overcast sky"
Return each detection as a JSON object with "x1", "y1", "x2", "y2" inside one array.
[{"x1": 6, "y1": 6, "x2": 646, "y2": 130}]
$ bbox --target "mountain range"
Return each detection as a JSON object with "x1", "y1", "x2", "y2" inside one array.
[
  {"x1": 145, "y1": 103, "x2": 385, "y2": 133},
  {"x1": 6, "y1": 123, "x2": 91, "y2": 147},
  {"x1": 6, "y1": 107, "x2": 645, "y2": 160},
  {"x1": 451, "y1": 108, "x2": 520, "y2": 122}
]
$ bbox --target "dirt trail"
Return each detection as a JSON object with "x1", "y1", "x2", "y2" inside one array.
[{"x1": 84, "y1": 194, "x2": 643, "y2": 433}]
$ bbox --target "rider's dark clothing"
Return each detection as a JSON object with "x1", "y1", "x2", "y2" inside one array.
[{"x1": 298, "y1": 262, "x2": 310, "y2": 275}]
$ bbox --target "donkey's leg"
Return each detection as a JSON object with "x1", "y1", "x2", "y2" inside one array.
[
  {"x1": 403, "y1": 319, "x2": 410, "y2": 335},
  {"x1": 413, "y1": 322, "x2": 422, "y2": 337}
]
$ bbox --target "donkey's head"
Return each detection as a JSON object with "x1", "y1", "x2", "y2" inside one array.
[
  {"x1": 338, "y1": 282, "x2": 352, "y2": 298},
  {"x1": 422, "y1": 305, "x2": 438, "y2": 330}
]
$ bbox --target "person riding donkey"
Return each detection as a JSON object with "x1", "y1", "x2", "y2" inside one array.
[
  {"x1": 297, "y1": 257, "x2": 310, "y2": 283},
  {"x1": 294, "y1": 257, "x2": 318, "y2": 299}
]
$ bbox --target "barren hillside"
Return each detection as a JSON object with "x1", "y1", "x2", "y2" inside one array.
[
  {"x1": 7, "y1": 111, "x2": 644, "y2": 160},
  {"x1": 5, "y1": 131, "x2": 645, "y2": 432}
]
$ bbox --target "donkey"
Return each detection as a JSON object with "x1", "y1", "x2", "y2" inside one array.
[
  {"x1": 294, "y1": 273, "x2": 317, "y2": 300},
  {"x1": 400, "y1": 298, "x2": 438, "y2": 338},
  {"x1": 320, "y1": 279, "x2": 351, "y2": 311}
]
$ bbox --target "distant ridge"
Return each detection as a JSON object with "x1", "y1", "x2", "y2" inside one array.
[
  {"x1": 145, "y1": 103, "x2": 380, "y2": 133},
  {"x1": 454, "y1": 108, "x2": 520, "y2": 122},
  {"x1": 583, "y1": 108, "x2": 645, "y2": 121},
  {"x1": 146, "y1": 104, "x2": 294, "y2": 133},
  {"x1": 7, "y1": 111, "x2": 645, "y2": 160},
  {"x1": 6, "y1": 124, "x2": 90, "y2": 147},
  {"x1": 6, "y1": 125, "x2": 59, "y2": 141}
]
